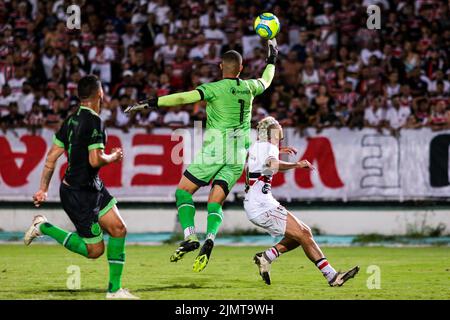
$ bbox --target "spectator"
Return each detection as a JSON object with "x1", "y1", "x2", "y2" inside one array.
[
  {"x1": 1, "y1": 102, "x2": 24, "y2": 132},
  {"x1": 155, "y1": 35, "x2": 178, "y2": 65},
  {"x1": 204, "y1": 19, "x2": 227, "y2": 44},
  {"x1": 407, "y1": 97, "x2": 430, "y2": 128},
  {"x1": 131, "y1": 3, "x2": 149, "y2": 25},
  {"x1": 105, "y1": 21, "x2": 120, "y2": 54},
  {"x1": 147, "y1": 0, "x2": 170, "y2": 26},
  {"x1": 429, "y1": 100, "x2": 450, "y2": 131},
  {"x1": 17, "y1": 81, "x2": 34, "y2": 115},
  {"x1": 0, "y1": 0, "x2": 447, "y2": 134},
  {"x1": 385, "y1": 95, "x2": 411, "y2": 134},
  {"x1": 364, "y1": 96, "x2": 386, "y2": 130},
  {"x1": 385, "y1": 72, "x2": 400, "y2": 98},
  {"x1": 44, "y1": 97, "x2": 63, "y2": 130},
  {"x1": 0, "y1": 84, "x2": 15, "y2": 112},
  {"x1": 300, "y1": 57, "x2": 322, "y2": 100},
  {"x1": 347, "y1": 101, "x2": 365, "y2": 130},
  {"x1": 88, "y1": 35, "x2": 115, "y2": 85},
  {"x1": 189, "y1": 34, "x2": 210, "y2": 60},
  {"x1": 111, "y1": 95, "x2": 131, "y2": 132},
  {"x1": 311, "y1": 84, "x2": 334, "y2": 111},
  {"x1": 121, "y1": 23, "x2": 140, "y2": 55},
  {"x1": 134, "y1": 107, "x2": 159, "y2": 133},
  {"x1": 24, "y1": 102, "x2": 44, "y2": 134},
  {"x1": 9, "y1": 67, "x2": 27, "y2": 95},
  {"x1": 315, "y1": 104, "x2": 338, "y2": 133},
  {"x1": 163, "y1": 106, "x2": 190, "y2": 128}
]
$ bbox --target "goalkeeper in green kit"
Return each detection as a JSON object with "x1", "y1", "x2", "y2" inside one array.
[{"x1": 125, "y1": 39, "x2": 278, "y2": 272}]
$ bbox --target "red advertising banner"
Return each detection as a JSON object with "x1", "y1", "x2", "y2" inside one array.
[{"x1": 1, "y1": 128, "x2": 450, "y2": 202}]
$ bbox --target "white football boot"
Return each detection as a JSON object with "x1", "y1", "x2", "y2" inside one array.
[
  {"x1": 254, "y1": 252, "x2": 272, "y2": 285},
  {"x1": 329, "y1": 266, "x2": 360, "y2": 287},
  {"x1": 106, "y1": 288, "x2": 139, "y2": 300},
  {"x1": 24, "y1": 215, "x2": 47, "y2": 245}
]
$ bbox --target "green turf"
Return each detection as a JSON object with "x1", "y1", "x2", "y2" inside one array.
[{"x1": 0, "y1": 244, "x2": 449, "y2": 300}]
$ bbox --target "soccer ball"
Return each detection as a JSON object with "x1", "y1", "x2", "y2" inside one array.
[{"x1": 254, "y1": 13, "x2": 280, "y2": 40}]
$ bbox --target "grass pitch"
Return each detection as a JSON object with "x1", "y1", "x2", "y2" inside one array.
[{"x1": 0, "y1": 244, "x2": 449, "y2": 300}]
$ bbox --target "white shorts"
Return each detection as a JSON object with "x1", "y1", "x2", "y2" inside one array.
[{"x1": 249, "y1": 205, "x2": 288, "y2": 237}]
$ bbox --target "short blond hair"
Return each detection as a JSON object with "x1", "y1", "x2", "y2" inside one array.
[{"x1": 256, "y1": 116, "x2": 281, "y2": 141}]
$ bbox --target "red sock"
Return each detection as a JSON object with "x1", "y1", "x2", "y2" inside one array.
[
  {"x1": 315, "y1": 258, "x2": 337, "y2": 282},
  {"x1": 263, "y1": 247, "x2": 280, "y2": 262}
]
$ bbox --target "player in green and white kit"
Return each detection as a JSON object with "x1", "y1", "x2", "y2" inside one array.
[{"x1": 125, "y1": 40, "x2": 278, "y2": 272}]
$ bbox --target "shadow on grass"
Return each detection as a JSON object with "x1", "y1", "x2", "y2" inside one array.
[
  {"x1": 0, "y1": 288, "x2": 105, "y2": 294},
  {"x1": 134, "y1": 283, "x2": 216, "y2": 292},
  {"x1": 0, "y1": 283, "x2": 216, "y2": 296}
]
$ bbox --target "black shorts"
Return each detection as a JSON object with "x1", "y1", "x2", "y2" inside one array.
[{"x1": 59, "y1": 183, "x2": 117, "y2": 244}]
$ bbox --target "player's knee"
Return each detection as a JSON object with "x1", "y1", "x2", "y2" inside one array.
[
  {"x1": 175, "y1": 188, "x2": 193, "y2": 206},
  {"x1": 299, "y1": 224, "x2": 313, "y2": 239},
  {"x1": 88, "y1": 244, "x2": 105, "y2": 259},
  {"x1": 109, "y1": 223, "x2": 127, "y2": 237}
]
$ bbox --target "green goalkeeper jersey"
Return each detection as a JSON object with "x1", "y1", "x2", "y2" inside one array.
[
  {"x1": 196, "y1": 77, "x2": 265, "y2": 134},
  {"x1": 155, "y1": 63, "x2": 275, "y2": 188},
  {"x1": 157, "y1": 63, "x2": 275, "y2": 154}
]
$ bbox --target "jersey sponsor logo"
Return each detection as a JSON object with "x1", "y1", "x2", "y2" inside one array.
[
  {"x1": 230, "y1": 87, "x2": 250, "y2": 95},
  {"x1": 91, "y1": 128, "x2": 103, "y2": 139},
  {"x1": 261, "y1": 183, "x2": 271, "y2": 194}
]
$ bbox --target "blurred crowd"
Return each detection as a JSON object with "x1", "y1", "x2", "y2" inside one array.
[{"x1": 0, "y1": 0, "x2": 449, "y2": 136}]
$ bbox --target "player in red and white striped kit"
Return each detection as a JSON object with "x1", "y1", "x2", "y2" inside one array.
[{"x1": 244, "y1": 116, "x2": 359, "y2": 286}]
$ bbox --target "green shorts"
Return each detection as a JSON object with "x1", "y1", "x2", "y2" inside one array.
[{"x1": 184, "y1": 143, "x2": 246, "y2": 195}]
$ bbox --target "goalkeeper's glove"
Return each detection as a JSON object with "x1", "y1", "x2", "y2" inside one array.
[
  {"x1": 266, "y1": 38, "x2": 278, "y2": 65},
  {"x1": 124, "y1": 97, "x2": 158, "y2": 113}
]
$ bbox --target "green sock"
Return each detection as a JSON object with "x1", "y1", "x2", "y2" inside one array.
[
  {"x1": 175, "y1": 189, "x2": 196, "y2": 239},
  {"x1": 39, "y1": 222, "x2": 88, "y2": 257},
  {"x1": 206, "y1": 202, "x2": 223, "y2": 241},
  {"x1": 107, "y1": 237, "x2": 126, "y2": 293}
]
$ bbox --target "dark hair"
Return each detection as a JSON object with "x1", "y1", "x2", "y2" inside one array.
[
  {"x1": 77, "y1": 75, "x2": 101, "y2": 100},
  {"x1": 221, "y1": 50, "x2": 242, "y2": 75},
  {"x1": 222, "y1": 50, "x2": 242, "y2": 66}
]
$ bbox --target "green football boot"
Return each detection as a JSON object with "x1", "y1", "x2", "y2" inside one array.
[
  {"x1": 192, "y1": 239, "x2": 214, "y2": 272},
  {"x1": 170, "y1": 235, "x2": 200, "y2": 262}
]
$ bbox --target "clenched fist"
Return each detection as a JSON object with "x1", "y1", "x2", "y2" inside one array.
[
  {"x1": 33, "y1": 190, "x2": 48, "y2": 207},
  {"x1": 297, "y1": 160, "x2": 315, "y2": 170},
  {"x1": 111, "y1": 148, "x2": 124, "y2": 162}
]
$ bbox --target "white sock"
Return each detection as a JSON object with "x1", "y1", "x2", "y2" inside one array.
[
  {"x1": 263, "y1": 247, "x2": 280, "y2": 262},
  {"x1": 206, "y1": 233, "x2": 215, "y2": 241},
  {"x1": 183, "y1": 227, "x2": 196, "y2": 239},
  {"x1": 315, "y1": 258, "x2": 337, "y2": 282}
]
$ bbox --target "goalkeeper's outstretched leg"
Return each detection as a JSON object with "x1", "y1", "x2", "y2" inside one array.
[
  {"x1": 192, "y1": 184, "x2": 227, "y2": 272},
  {"x1": 170, "y1": 176, "x2": 200, "y2": 262}
]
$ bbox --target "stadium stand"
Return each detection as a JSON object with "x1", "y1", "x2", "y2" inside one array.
[{"x1": 0, "y1": 0, "x2": 449, "y2": 135}]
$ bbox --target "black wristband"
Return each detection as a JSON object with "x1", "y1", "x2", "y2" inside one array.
[
  {"x1": 149, "y1": 97, "x2": 159, "y2": 109},
  {"x1": 266, "y1": 44, "x2": 278, "y2": 65},
  {"x1": 266, "y1": 56, "x2": 277, "y2": 65},
  {"x1": 139, "y1": 97, "x2": 158, "y2": 110}
]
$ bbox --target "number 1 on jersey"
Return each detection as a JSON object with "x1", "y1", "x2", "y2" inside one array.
[{"x1": 238, "y1": 99, "x2": 245, "y2": 124}]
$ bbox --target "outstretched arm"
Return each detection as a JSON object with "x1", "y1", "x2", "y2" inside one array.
[
  {"x1": 124, "y1": 90, "x2": 202, "y2": 113},
  {"x1": 125, "y1": 40, "x2": 279, "y2": 113},
  {"x1": 249, "y1": 39, "x2": 278, "y2": 95},
  {"x1": 32, "y1": 144, "x2": 65, "y2": 207},
  {"x1": 258, "y1": 64, "x2": 276, "y2": 90},
  {"x1": 260, "y1": 39, "x2": 278, "y2": 88},
  {"x1": 158, "y1": 90, "x2": 202, "y2": 107},
  {"x1": 266, "y1": 157, "x2": 315, "y2": 173}
]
